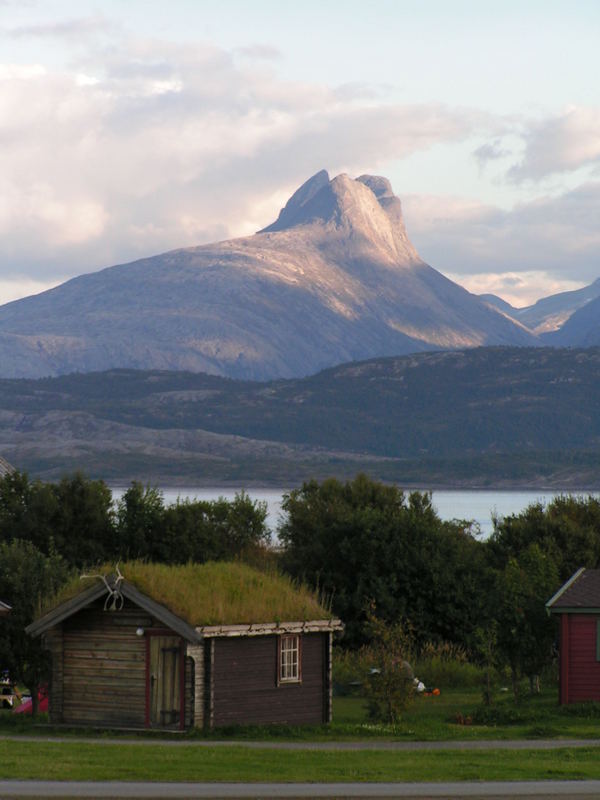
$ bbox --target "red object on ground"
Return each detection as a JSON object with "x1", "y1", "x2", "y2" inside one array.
[{"x1": 13, "y1": 686, "x2": 48, "y2": 714}]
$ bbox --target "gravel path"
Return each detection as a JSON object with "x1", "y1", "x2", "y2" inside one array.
[{"x1": 2, "y1": 734, "x2": 600, "y2": 750}]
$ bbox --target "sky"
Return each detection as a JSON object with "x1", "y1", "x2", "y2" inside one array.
[{"x1": 1, "y1": 0, "x2": 599, "y2": 307}]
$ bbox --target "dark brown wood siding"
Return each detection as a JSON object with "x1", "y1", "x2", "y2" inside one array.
[
  {"x1": 211, "y1": 633, "x2": 327, "y2": 727},
  {"x1": 60, "y1": 599, "x2": 153, "y2": 727},
  {"x1": 567, "y1": 614, "x2": 600, "y2": 703},
  {"x1": 43, "y1": 628, "x2": 64, "y2": 724}
]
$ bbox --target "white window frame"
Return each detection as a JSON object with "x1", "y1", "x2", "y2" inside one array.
[{"x1": 279, "y1": 634, "x2": 301, "y2": 684}]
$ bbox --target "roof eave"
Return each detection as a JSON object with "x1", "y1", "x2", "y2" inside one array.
[
  {"x1": 547, "y1": 606, "x2": 600, "y2": 614},
  {"x1": 26, "y1": 582, "x2": 108, "y2": 636},
  {"x1": 198, "y1": 619, "x2": 344, "y2": 637},
  {"x1": 27, "y1": 580, "x2": 202, "y2": 644}
]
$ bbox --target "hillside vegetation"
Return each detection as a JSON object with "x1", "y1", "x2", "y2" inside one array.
[{"x1": 0, "y1": 346, "x2": 599, "y2": 486}]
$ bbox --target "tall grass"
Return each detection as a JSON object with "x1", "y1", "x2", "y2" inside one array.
[
  {"x1": 44, "y1": 561, "x2": 332, "y2": 626},
  {"x1": 334, "y1": 640, "x2": 486, "y2": 694},
  {"x1": 413, "y1": 641, "x2": 485, "y2": 688}
]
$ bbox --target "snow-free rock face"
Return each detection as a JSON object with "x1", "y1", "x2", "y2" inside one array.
[
  {"x1": 482, "y1": 278, "x2": 600, "y2": 335},
  {"x1": 0, "y1": 171, "x2": 537, "y2": 380},
  {"x1": 545, "y1": 292, "x2": 600, "y2": 347}
]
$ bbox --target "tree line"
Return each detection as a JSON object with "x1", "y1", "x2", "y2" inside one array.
[{"x1": 2, "y1": 470, "x2": 600, "y2": 702}]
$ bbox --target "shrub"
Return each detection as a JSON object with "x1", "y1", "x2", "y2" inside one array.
[{"x1": 363, "y1": 614, "x2": 414, "y2": 724}]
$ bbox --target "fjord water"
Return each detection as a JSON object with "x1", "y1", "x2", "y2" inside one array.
[{"x1": 112, "y1": 487, "x2": 593, "y2": 538}]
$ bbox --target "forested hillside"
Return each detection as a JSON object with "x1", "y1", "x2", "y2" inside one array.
[{"x1": 0, "y1": 346, "x2": 599, "y2": 486}]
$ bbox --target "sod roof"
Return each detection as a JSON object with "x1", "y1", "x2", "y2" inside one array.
[{"x1": 44, "y1": 561, "x2": 332, "y2": 627}]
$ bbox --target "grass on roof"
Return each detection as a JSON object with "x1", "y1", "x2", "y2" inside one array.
[{"x1": 43, "y1": 561, "x2": 331, "y2": 626}]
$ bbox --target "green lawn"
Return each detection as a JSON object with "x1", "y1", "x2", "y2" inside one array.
[
  {"x1": 332, "y1": 689, "x2": 600, "y2": 740},
  {"x1": 2, "y1": 739, "x2": 600, "y2": 782},
  {"x1": 3, "y1": 688, "x2": 600, "y2": 783},
  {"x1": 3, "y1": 685, "x2": 600, "y2": 744}
]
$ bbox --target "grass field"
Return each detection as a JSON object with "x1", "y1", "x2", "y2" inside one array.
[
  {"x1": 199, "y1": 687, "x2": 600, "y2": 742},
  {"x1": 3, "y1": 686, "x2": 600, "y2": 782},
  {"x1": 2, "y1": 739, "x2": 600, "y2": 783},
  {"x1": 331, "y1": 689, "x2": 600, "y2": 741},
  {"x1": 3, "y1": 685, "x2": 600, "y2": 742}
]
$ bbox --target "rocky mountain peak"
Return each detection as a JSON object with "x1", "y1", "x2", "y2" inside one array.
[
  {"x1": 0, "y1": 168, "x2": 539, "y2": 381},
  {"x1": 356, "y1": 174, "x2": 394, "y2": 199},
  {"x1": 260, "y1": 170, "x2": 419, "y2": 263}
]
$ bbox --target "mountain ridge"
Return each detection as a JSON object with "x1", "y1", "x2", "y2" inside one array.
[
  {"x1": 481, "y1": 279, "x2": 600, "y2": 335},
  {"x1": 0, "y1": 170, "x2": 536, "y2": 380}
]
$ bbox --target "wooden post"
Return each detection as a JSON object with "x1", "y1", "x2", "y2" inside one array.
[
  {"x1": 326, "y1": 631, "x2": 333, "y2": 723},
  {"x1": 187, "y1": 643, "x2": 204, "y2": 729}
]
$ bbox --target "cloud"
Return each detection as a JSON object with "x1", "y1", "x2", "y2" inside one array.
[
  {"x1": 403, "y1": 181, "x2": 600, "y2": 301},
  {"x1": 4, "y1": 29, "x2": 597, "y2": 311},
  {"x1": 5, "y1": 15, "x2": 118, "y2": 40},
  {"x1": 233, "y1": 44, "x2": 282, "y2": 61},
  {"x1": 0, "y1": 39, "x2": 487, "y2": 286},
  {"x1": 508, "y1": 106, "x2": 600, "y2": 182},
  {"x1": 473, "y1": 139, "x2": 511, "y2": 169},
  {"x1": 445, "y1": 271, "x2": 586, "y2": 308}
]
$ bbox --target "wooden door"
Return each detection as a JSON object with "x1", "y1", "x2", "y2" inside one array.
[{"x1": 148, "y1": 635, "x2": 182, "y2": 728}]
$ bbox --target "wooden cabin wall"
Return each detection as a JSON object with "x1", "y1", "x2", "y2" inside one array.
[
  {"x1": 211, "y1": 633, "x2": 327, "y2": 727},
  {"x1": 563, "y1": 614, "x2": 600, "y2": 704},
  {"x1": 60, "y1": 598, "x2": 153, "y2": 727},
  {"x1": 43, "y1": 628, "x2": 63, "y2": 724}
]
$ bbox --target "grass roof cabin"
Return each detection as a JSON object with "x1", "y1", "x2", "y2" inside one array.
[{"x1": 27, "y1": 562, "x2": 342, "y2": 730}]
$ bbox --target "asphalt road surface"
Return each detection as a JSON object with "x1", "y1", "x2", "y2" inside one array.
[{"x1": 3, "y1": 779, "x2": 600, "y2": 798}]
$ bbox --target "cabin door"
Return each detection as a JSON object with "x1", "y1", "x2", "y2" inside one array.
[{"x1": 148, "y1": 635, "x2": 182, "y2": 729}]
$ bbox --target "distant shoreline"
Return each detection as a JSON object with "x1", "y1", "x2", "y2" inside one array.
[{"x1": 105, "y1": 480, "x2": 600, "y2": 493}]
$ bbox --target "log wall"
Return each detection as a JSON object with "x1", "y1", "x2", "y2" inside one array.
[
  {"x1": 60, "y1": 598, "x2": 153, "y2": 727},
  {"x1": 211, "y1": 633, "x2": 327, "y2": 727},
  {"x1": 43, "y1": 628, "x2": 64, "y2": 724}
]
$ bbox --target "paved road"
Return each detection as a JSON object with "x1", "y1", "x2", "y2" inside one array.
[
  {"x1": 2, "y1": 735, "x2": 600, "y2": 750},
  {"x1": 3, "y1": 779, "x2": 600, "y2": 798}
]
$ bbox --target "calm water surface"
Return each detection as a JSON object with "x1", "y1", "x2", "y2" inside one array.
[{"x1": 112, "y1": 487, "x2": 596, "y2": 538}]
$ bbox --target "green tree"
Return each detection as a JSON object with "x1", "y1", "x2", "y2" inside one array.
[
  {"x1": 0, "y1": 471, "x2": 115, "y2": 568},
  {"x1": 0, "y1": 540, "x2": 71, "y2": 714},
  {"x1": 494, "y1": 543, "x2": 559, "y2": 697},
  {"x1": 159, "y1": 492, "x2": 270, "y2": 563},
  {"x1": 489, "y1": 495, "x2": 600, "y2": 582},
  {"x1": 279, "y1": 474, "x2": 487, "y2": 648},
  {"x1": 116, "y1": 482, "x2": 165, "y2": 560},
  {"x1": 50, "y1": 473, "x2": 115, "y2": 567},
  {"x1": 115, "y1": 487, "x2": 270, "y2": 564}
]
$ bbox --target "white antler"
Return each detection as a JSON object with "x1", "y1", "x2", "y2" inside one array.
[{"x1": 80, "y1": 566, "x2": 125, "y2": 612}]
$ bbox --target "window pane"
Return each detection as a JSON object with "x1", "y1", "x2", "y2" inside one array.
[{"x1": 280, "y1": 635, "x2": 299, "y2": 681}]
